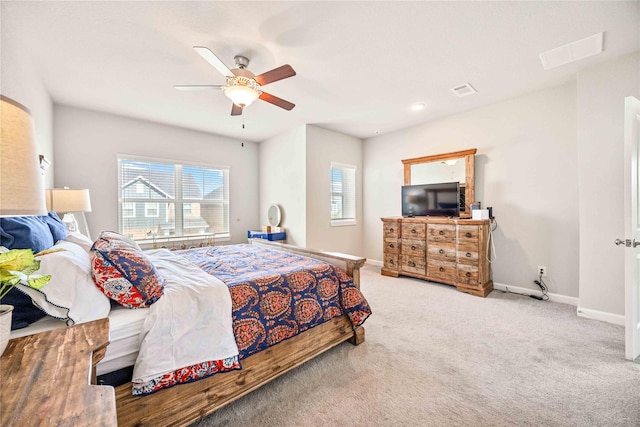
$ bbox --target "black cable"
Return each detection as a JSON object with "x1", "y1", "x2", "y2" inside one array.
[{"x1": 534, "y1": 273, "x2": 550, "y2": 301}]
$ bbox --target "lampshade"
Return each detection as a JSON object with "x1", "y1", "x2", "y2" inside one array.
[
  {"x1": 224, "y1": 84, "x2": 260, "y2": 107},
  {"x1": 46, "y1": 188, "x2": 92, "y2": 213},
  {"x1": 0, "y1": 95, "x2": 47, "y2": 216}
]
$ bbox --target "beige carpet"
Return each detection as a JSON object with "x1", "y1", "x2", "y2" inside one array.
[{"x1": 192, "y1": 265, "x2": 640, "y2": 426}]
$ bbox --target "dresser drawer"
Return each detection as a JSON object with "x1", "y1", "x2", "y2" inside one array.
[
  {"x1": 384, "y1": 239, "x2": 399, "y2": 254},
  {"x1": 427, "y1": 224, "x2": 456, "y2": 242},
  {"x1": 458, "y1": 225, "x2": 480, "y2": 242},
  {"x1": 457, "y1": 241, "x2": 479, "y2": 264},
  {"x1": 427, "y1": 242, "x2": 456, "y2": 261},
  {"x1": 383, "y1": 222, "x2": 400, "y2": 239},
  {"x1": 401, "y1": 239, "x2": 425, "y2": 257},
  {"x1": 426, "y1": 259, "x2": 457, "y2": 282},
  {"x1": 401, "y1": 255, "x2": 426, "y2": 275},
  {"x1": 384, "y1": 253, "x2": 399, "y2": 270},
  {"x1": 402, "y1": 223, "x2": 425, "y2": 239},
  {"x1": 457, "y1": 264, "x2": 480, "y2": 285}
]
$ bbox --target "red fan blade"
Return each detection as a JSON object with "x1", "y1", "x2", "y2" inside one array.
[
  {"x1": 259, "y1": 92, "x2": 295, "y2": 111},
  {"x1": 174, "y1": 85, "x2": 224, "y2": 90},
  {"x1": 254, "y1": 65, "x2": 296, "y2": 86},
  {"x1": 231, "y1": 103, "x2": 243, "y2": 116},
  {"x1": 193, "y1": 46, "x2": 234, "y2": 77}
]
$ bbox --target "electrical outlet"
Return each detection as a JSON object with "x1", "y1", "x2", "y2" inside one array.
[{"x1": 538, "y1": 266, "x2": 547, "y2": 277}]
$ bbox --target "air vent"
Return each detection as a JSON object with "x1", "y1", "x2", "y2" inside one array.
[
  {"x1": 539, "y1": 32, "x2": 604, "y2": 70},
  {"x1": 451, "y1": 83, "x2": 477, "y2": 98}
]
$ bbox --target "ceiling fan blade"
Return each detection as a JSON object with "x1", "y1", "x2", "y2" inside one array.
[
  {"x1": 174, "y1": 85, "x2": 224, "y2": 90},
  {"x1": 254, "y1": 65, "x2": 296, "y2": 86},
  {"x1": 259, "y1": 92, "x2": 295, "y2": 111},
  {"x1": 193, "y1": 46, "x2": 234, "y2": 77},
  {"x1": 231, "y1": 103, "x2": 243, "y2": 116}
]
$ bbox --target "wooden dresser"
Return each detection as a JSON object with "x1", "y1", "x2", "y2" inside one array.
[{"x1": 381, "y1": 217, "x2": 493, "y2": 297}]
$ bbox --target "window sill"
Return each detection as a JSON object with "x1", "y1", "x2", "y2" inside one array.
[
  {"x1": 136, "y1": 233, "x2": 231, "y2": 250},
  {"x1": 330, "y1": 219, "x2": 357, "y2": 227}
]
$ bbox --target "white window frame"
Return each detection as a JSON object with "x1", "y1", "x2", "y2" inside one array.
[
  {"x1": 122, "y1": 202, "x2": 136, "y2": 218},
  {"x1": 330, "y1": 161, "x2": 357, "y2": 227},
  {"x1": 117, "y1": 154, "x2": 231, "y2": 242},
  {"x1": 145, "y1": 202, "x2": 160, "y2": 218}
]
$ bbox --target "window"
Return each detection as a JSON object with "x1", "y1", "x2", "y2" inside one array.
[
  {"x1": 330, "y1": 162, "x2": 357, "y2": 226},
  {"x1": 122, "y1": 202, "x2": 136, "y2": 218},
  {"x1": 118, "y1": 155, "x2": 230, "y2": 241},
  {"x1": 145, "y1": 202, "x2": 159, "y2": 218}
]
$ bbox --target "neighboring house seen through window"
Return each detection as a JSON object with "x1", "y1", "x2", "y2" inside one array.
[
  {"x1": 118, "y1": 155, "x2": 230, "y2": 241},
  {"x1": 330, "y1": 162, "x2": 357, "y2": 226}
]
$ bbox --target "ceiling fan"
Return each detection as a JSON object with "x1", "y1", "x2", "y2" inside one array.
[{"x1": 175, "y1": 46, "x2": 296, "y2": 116}]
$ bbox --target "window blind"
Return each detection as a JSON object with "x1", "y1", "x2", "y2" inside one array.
[{"x1": 330, "y1": 162, "x2": 357, "y2": 222}]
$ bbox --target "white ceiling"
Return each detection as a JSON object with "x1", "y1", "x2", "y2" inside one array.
[{"x1": 2, "y1": 1, "x2": 639, "y2": 142}]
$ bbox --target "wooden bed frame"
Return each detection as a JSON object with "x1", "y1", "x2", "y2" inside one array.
[{"x1": 114, "y1": 239, "x2": 367, "y2": 426}]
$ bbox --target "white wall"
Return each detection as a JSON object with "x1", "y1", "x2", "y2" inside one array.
[
  {"x1": 305, "y1": 125, "x2": 364, "y2": 256},
  {"x1": 1, "y1": 12, "x2": 54, "y2": 188},
  {"x1": 577, "y1": 53, "x2": 640, "y2": 319},
  {"x1": 364, "y1": 82, "x2": 579, "y2": 297},
  {"x1": 53, "y1": 105, "x2": 259, "y2": 243},
  {"x1": 259, "y1": 125, "x2": 307, "y2": 247}
]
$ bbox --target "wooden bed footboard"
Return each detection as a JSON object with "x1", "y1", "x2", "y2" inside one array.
[{"x1": 115, "y1": 241, "x2": 367, "y2": 427}]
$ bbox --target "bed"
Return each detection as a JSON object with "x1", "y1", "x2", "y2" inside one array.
[{"x1": 2, "y1": 216, "x2": 369, "y2": 427}]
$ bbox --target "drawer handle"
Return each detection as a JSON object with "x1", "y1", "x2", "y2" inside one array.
[
  {"x1": 411, "y1": 245, "x2": 417, "y2": 250},
  {"x1": 389, "y1": 243, "x2": 395, "y2": 249},
  {"x1": 411, "y1": 229, "x2": 417, "y2": 234},
  {"x1": 466, "y1": 272, "x2": 471, "y2": 277},
  {"x1": 390, "y1": 260, "x2": 395, "y2": 265},
  {"x1": 439, "y1": 249, "x2": 444, "y2": 254},
  {"x1": 439, "y1": 230, "x2": 444, "y2": 235},
  {"x1": 409, "y1": 261, "x2": 416, "y2": 267},
  {"x1": 389, "y1": 228, "x2": 394, "y2": 233},
  {"x1": 466, "y1": 252, "x2": 472, "y2": 258},
  {"x1": 439, "y1": 267, "x2": 444, "y2": 272},
  {"x1": 465, "y1": 232, "x2": 472, "y2": 238}
]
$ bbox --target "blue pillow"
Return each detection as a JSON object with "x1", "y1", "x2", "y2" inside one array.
[
  {"x1": 0, "y1": 215, "x2": 55, "y2": 252},
  {"x1": 43, "y1": 212, "x2": 68, "y2": 242},
  {"x1": 2, "y1": 287, "x2": 47, "y2": 330}
]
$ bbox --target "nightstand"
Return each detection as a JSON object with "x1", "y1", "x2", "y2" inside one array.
[
  {"x1": 247, "y1": 230, "x2": 287, "y2": 243},
  {"x1": 0, "y1": 318, "x2": 117, "y2": 426}
]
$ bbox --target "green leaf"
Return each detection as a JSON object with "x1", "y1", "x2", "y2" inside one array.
[
  {"x1": 0, "y1": 249, "x2": 35, "y2": 271},
  {"x1": 21, "y1": 259, "x2": 41, "y2": 275},
  {"x1": 27, "y1": 274, "x2": 51, "y2": 290}
]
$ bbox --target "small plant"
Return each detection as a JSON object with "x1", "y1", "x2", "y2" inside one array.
[{"x1": 0, "y1": 248, "x2": 51, "y2": 302}]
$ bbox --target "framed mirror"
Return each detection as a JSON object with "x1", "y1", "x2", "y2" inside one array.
[
  {"x1": 267, "y1": 204, "x2": 282, "y2": 227},
  {"x1": 402, "y1": 148, "x2": 476, "y2": 218}
]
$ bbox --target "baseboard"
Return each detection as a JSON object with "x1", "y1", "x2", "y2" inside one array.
[
  {"x1": 576, "y1": 306, "x2": 625, "y2": 326},
  {"x1": 492, "y1": 282, "x2": 579, "y2": 306},
  {"x1": 365, "y1": 259, "x2": 383, "y2": 267}
]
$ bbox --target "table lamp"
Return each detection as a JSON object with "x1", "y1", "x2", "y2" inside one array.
[
  {"x1": 0, "y1": 95, "x2": 47, "y2": 217},
  {"x1": 46, "y1": 188, "x2": 92, "y2": 238}
]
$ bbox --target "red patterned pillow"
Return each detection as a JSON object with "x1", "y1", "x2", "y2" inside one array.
[{"x1": 91, "y1": 231, "x2": 164, "y2": 308}]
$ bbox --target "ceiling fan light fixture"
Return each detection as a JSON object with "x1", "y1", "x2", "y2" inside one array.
[{"x1": 224, "y1": 76, "x2": 261, "y2": 107}]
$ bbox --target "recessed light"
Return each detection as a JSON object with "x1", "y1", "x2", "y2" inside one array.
[{"x1": 411, "y1": 103, "x2": 426, "y2": 111}]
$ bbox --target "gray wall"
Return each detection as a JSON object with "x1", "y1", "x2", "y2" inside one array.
[
  {"x1": 363, "y1": 82, "x2": 580, "y2": 298},
  {"x1": 53, "y1": 105, "x2": 260, "y2": 243},
  {"x1": 259, "y1": 125, "x2": 307, "y2": 247},
  {"x1": 577, "y1": 53, "x2": 640, "y2": 320},
  {"x1": 306, "y1": 125, "x2": 364, "y2": 256}
]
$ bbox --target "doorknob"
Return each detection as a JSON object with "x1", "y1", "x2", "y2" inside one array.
[{"x1": 615, "y1": 238, "x2": 628, "y2": 246}]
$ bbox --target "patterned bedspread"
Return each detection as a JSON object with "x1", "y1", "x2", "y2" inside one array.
[{"x1": 178, "y1": 244, "x2": 371, "y2": 359}]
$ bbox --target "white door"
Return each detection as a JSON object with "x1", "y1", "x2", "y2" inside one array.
[{"x1": 624, "y1": 96, "x2": 640, "y2": 361}]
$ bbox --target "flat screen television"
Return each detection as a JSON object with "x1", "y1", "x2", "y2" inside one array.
[{"x1": 402, "y1": 182, "x2": 460, "y2": 217}]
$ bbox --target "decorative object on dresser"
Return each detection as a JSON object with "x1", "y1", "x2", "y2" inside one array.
[{"x1": 381, "y1": 217, "x2": 493, "y2": 297}]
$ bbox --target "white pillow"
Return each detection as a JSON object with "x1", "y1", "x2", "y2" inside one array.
[
  {"x1": 16, "y1": 240, "x2": 111, "y2": 325},
  {"x1": 64, "y1": 231, "x2": 95, "y2": 253}
]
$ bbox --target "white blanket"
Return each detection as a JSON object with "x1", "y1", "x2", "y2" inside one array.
[{"x1": 132, "y1": 249, "x2": 239, "y2": 386}]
